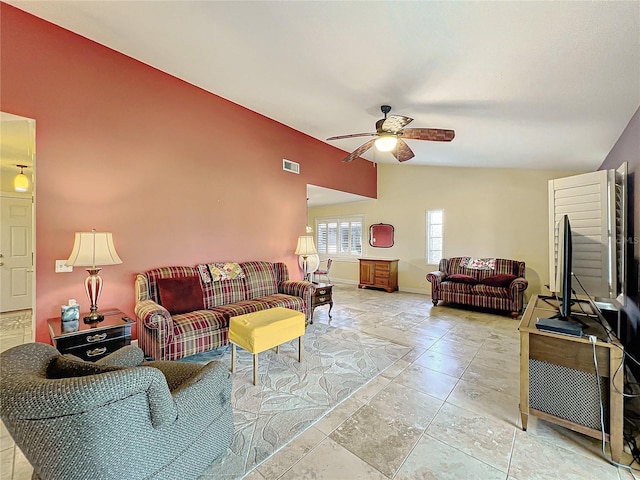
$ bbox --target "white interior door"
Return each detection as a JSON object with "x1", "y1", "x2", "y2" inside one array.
[{"x1": 0, "y1": 195, "x2": 33, "y2": 312}]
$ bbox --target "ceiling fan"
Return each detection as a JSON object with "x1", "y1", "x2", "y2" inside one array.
[{"x1": 326, "y1": 105, "x2": 455, "y2": 163}]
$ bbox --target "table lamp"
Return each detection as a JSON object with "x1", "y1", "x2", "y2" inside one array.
[
  {"x1": 65, "y1": 229, "x2": 122, "y2": 323},
  {"x1": 295, "y1": 235, "x2": 317, "y2": 281}
]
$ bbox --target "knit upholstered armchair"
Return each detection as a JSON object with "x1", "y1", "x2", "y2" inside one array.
[{"x1": 0, "y1": 343, "x2": 233, "y2": 480}]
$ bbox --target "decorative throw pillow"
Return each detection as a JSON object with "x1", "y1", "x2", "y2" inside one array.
[
  {"x1": 480, "y1": 274, "x2": 517, "y2": 288},
  {"x1": 447, "y1": 274, "x2": 478, "y2": 285},
  {"x1": 47, "y1": 355, "x2": 123, "y2": 379},
  {"x1": 225, "y1": 262, "x2": 245, "y2": 279},
  {"x1": 196, "y1": 264, "x2": 212, "y2": 284},
  {"x1": 460, "y1": 257, "x2": 496, "y2": 270},
  {"x1": 207, "y1": 262, "x2": 246, "y2": 282},
  {"x1": 157, "y1": 276, "x2": 204, "y2": 314}
]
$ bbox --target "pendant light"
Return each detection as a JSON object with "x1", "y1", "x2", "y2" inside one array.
[{"x1": 14, "y1": 165, "x2": 29, "y2": 193}]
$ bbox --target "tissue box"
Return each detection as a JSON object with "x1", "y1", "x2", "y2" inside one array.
[{"x1": 61, "y1": 304, "x2": 80, "y2": 323}]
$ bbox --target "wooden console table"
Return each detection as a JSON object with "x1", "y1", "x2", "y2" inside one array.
[
  {"x1": 519, "y1": 294, "x2": 624, "y2": 462},
  {"x1": 358, "y1": 258, "x2": 398, "y2": 292}
]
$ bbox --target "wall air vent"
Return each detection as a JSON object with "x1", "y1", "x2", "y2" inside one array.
[{"x1": 283, "y1": 159, "x2": 300, "y2": 174}]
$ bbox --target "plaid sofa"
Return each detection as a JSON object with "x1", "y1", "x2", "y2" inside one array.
[
  {"x1": 426, "y1": 257, "x2": 528, "y2": 317},
  {"x1": 135, "y1": 261, "x2": 313, "y2": 360}
]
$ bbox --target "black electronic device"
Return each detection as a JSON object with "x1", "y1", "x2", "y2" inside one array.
[
  {"x1": 536, "y1": 317, "x2": 583, "y2": 337},
  {"x1": 556, "y1": 214, "x2": 573, "y2": 320}
]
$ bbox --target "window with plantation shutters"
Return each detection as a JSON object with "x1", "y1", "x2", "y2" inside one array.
[
  {"x1": 548, "y1": 165, "x2": 627, "y2": 299},
  {"x1": 316, "y1": 215, "x2": 363, "y2": 258}
]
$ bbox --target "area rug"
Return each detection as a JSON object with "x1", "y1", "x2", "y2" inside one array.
[{"x1": 179, "y1": 322, "x2": 410, "y2": 479}]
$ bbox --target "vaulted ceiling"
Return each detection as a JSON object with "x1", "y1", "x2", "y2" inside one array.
[{"x1": 4, "y1": 1, "x2": 640, "y2": 172}]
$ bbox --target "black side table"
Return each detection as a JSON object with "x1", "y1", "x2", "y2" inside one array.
[{"x1": 47, "y1": 309, "x2": 134, "y2": 362}]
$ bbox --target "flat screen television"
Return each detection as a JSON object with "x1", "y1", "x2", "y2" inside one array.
[{"x1": 555, "y1": 214, "x2": 573, "y2": 320}]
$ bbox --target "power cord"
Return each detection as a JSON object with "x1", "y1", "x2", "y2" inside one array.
[
  {"x1": 588, "y1": 335, "x2": 607, "y2": 455},
  {"x1": 588, "y1": 333, "x2": 640, "y2": 477},
  {"x1": 571, "y1": 273, "x2": 640, "y2": 399}
]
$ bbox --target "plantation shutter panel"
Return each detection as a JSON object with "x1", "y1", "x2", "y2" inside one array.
[
  {"x1": 615, "y1": 163, "x2": 627, "y2": 299},
  {"x1": 317, "y1": 223, "x2": 327, "y2": 254},
  {"x1": 548, "y1": 170, "x2": 615, "y2": 298},
  {"x1": 351, "y1": 221, "x2": 362, "y2": 255},
  {"x1": 327, "y1": 221, "x2": 338, "y2": 254},
  {"x1": 339, "y1": 222, "x2": 349, "y2": 253}
]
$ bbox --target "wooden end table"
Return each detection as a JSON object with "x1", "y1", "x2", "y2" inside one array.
[
  {"x1": 47, "y1": 309, "x2": 134, "y2": 362},
  {"x1": 310, "y1": 283, "x2": 333, "y2": 324}
]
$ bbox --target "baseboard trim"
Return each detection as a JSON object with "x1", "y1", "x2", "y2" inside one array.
[
  {"x1": 329, "y1": 278, "x2": 429, "y2": 296},
  {"x1": 329, "y1": 278, "x2": 358, "y2": 285},
  {"x1": 399, "y1": 287, "x2": 429, "y2": 296}
]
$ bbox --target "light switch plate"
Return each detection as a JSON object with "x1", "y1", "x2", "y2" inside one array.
[{"x1": 55, "y1": 260, "x2": 73, "y2": 273}]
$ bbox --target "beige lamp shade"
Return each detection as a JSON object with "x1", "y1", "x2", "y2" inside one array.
[
  {"x1": 294, "y1": 236, "x2": 317, "y2": 256},
  {"x1": 66, "y1": 230, "x2": 123, "y2": 268}
]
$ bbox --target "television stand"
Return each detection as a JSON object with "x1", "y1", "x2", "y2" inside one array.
[
  {"x1": 519, "y1": 294, "x2": 623, "y2": 463},
  {"x1": 536, "y1": 294, "x2": 560, "y2": 309}
]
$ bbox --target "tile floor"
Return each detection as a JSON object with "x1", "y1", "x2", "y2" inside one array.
[{"x1": 1, "y1": 286, "x2": 638, "y2": 479}]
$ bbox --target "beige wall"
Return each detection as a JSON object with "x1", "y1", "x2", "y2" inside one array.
[{"x1": 310, "y1": 164, "x2": 584, "y2": 300}]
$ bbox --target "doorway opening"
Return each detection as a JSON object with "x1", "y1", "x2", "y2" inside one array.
[{"x1": 1, "y1": 112, "x2": 36, "y2": 347}]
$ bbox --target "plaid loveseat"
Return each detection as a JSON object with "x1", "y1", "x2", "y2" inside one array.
[
  {"x1": 135, "y1": 261, "x2": 313, "y2": 360},
  {"x1": 426, "y1": 257, "x2": 528, "y2": 317}
]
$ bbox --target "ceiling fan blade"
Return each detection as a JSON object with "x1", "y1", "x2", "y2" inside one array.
[
  {"x1": 401, "y1": 128, "x2": 455, "y2": 142},
  {"x1": 326, "y1": 132, "x2": 376, "y2": 141},
  {"x1": 391, "y1": 139, "x2": 415, "y2": 163},
  {"x1": 343, "y1": 139, "x2": 376, "y2": 163},
  {"x1": 381, "y1": 115, "x2": 413, "y2": 134}
]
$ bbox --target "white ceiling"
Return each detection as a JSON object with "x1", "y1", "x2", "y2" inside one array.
[{"x1": 4, "y1": 1, "x2": 640, "y2": 183}]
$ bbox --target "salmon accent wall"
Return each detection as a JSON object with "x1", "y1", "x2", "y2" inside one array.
[{"x1": 0, "y1": 4, "x2": 377, "y2": 343}]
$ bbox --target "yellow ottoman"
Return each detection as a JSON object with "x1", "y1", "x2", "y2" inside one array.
[{"x1": 229, "y1": 307, "x2": 305, "y2": 385}]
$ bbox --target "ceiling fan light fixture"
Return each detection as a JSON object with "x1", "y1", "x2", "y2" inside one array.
[{"x1": 375, "y1": 135, "x2": 397, "y2": 152}]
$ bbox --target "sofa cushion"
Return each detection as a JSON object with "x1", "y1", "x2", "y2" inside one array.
[
  {"x1": 260, "y1": 293, "x2": 306, "y2": 313},
  {"x1": 202, "y1": 278, "x2": 247, "y2": 309},
  {"x1": 441, "y1": 281, "x2": 475, "y2": 294},
  {"x1": 241, "y1": 261, "x2": 279, "y2": 299},
  {"x1": 480, "y1": 274, "x2": 517, "y2": 288},
  {"x1": 211, "y1": 299, "x2": 273, "y2": 320},
  {"x1": 447, "y1": 274, "x2": 478, "y2": 285},
  {"x1": 471, "y1": 284, "x2": 512, "y2": 298},
  {"x1": 172, "y1": 310, "x2": 228, "y2": 338},
  {"x1": 157, "y1": 276, "x2": 204, "y2": 315}
]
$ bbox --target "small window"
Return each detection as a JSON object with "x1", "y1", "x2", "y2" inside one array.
[
  {"x1": 316, "y1": 215, "x2": 363, "y2": 258},
  {"x1": 426, "y1": 209, "x2": 443, "y2": 264}
]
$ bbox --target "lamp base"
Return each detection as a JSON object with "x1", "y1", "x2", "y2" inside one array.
[{"x1": 83, "y1": 311, "x2": 104, "y2": 324}]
